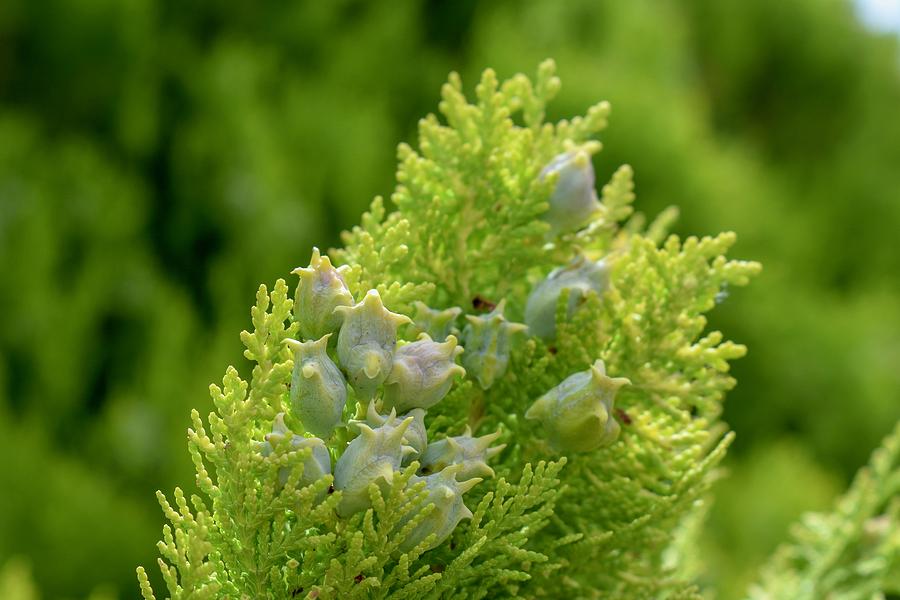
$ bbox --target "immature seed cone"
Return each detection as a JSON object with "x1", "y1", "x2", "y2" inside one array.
[
  {"x1": 383, "y1": 333, "x2": 465, "y2": 413},
  {"x1": 333, "y1": 410, "x2": 415, "y2": 517},
  {"x1": 397, "y1": 465, "x2": 481, "y2": 552},
  {"x1": 348, "y1": 401, "x2": 428, "y2": 465},
  {"x1": 409, "y1": 301, "x2": 463, "y2": 341},
  {"x1": 334, "y1": 289, "x2": 411, "y2": 398},
  {"x1": 540, "y1": 149, "x2": 601, "y2": 235},
  {"x1": 258, "y1": 413, "x2": 331, "y2": 493},
  {"x1": 419, "y1": 426, "x2": 505, "y2": 480},
  {"x1": 461, "y1": 300, "x2": 527, "y2": 390},
  {"x1": 292, "y1": 247, "x2": 353, "y2": 340},
  {"x1": 525, "y1": 255, "x2": 610, "y2": 341},
  {"x1": 285, "y1": 334, "x2": 347, "y2": 438},
  {"x1": 525, "y1": 359, "x2": 629, "y2": 453}
]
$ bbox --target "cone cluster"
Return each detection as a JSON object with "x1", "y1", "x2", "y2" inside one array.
[{"x1": 256, "y1": 248, "x2": 506, "y2": 549}]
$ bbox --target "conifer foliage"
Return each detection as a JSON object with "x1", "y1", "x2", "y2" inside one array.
[{"x1": 139, "y1": 62, "x2": 899, "y2": 598}]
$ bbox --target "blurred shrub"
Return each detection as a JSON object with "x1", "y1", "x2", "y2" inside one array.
[
  {"x1": 700, "y1": 438, "x2": 843, "y2": 599},
  {"x1": 0, "y1": 558, "x2": 38, "y2": 600},
  {"x1": 0, "y1": 0, "x2": 897, "y2": 597}
]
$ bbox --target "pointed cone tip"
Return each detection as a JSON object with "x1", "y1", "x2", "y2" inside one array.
[
  {"x1": 273, "y1": 412, "x2": 288, "y2": 430},
  {"x1": 458, "y1": 477, "x2": 483, "y2": 494},
  {"x1": 486, "y1": 444, "x2": 507, "y2": 458},
  {"x1": 480, "y1": 428, "x2": 502, "y2": 442},
  {"x1": 396, "y1": 415, "x2": 415, "y2": 436},
  {"x1": 284, "y1": 338, "x2": 304, "y2": 351},
  {"x1": 508, "y1": 322, "x2": 529, "y2": 334}
]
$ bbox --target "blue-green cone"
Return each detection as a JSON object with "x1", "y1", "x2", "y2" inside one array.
[
  {"x1": 285, "y1": 335, "x2": 347, "y2": 439},
  {"x1": 333, "y1": 410, "x2": 415, "y2": 517},
  {"x1": 401, "y1": 408, "x2": 428, "y2": 464},
  {"x1": 461, "y1": 300, "x2": 528, "y2": 390},
  {"x1": 334, "y1": 289, "x2": 411, "y2": 398},
  {"x1": 383, "y1": 333, "x2": 465, "y2": 413},
  {"x1": 292, "y1": 247, "x2": 353, "y2": 340},
  {"x1": 525, "y1": 359, "x2": 629, "y2": 453},
  {"x1": 540, "y1": 149, "x2": 601, "y2": 235},
  {"x1": 348, "y1": 401, "x2": 428, "y2": 465},
  {"x1": 409, "y1": 301, "x2": 463, "y2": 341},
  {"x1": 525, "y1": 255, "x2": 610, "y2": 340},
  {"x1": 258, "y1": 413, "x2": 331, "y2": 492},
  {"x1": 397, "y1": 465, "x2": 481, "y2": 552},
  {"x1": 419, "y1": 426, "x2": 505, "y2": 479}
]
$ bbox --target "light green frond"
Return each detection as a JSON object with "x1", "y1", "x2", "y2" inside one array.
[
  {"x1": 136, "y1": 62, "x2": 832, "y2": 600},
  {"x1": 749, "y1": 421, "x2": 900, "y2": 600}
]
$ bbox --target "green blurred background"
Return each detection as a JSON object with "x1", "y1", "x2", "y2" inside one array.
[{"x1": 0, "y1": 0, "x2": 898, "y2": 598}]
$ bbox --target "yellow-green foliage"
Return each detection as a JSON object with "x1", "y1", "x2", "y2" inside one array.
[
  {"x1": 141, "y1": 60, "x2": 900, "y2": 600},
  {"x1": 143, "y1": 63, "x2": 900, "y2": 599},
  {"x1": 4, "y1": 3, "x2": 900, "y2": 597}
]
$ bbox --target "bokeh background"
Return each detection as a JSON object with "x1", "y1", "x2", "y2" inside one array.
[{"x1": 1, "y1": 0, "x2": 898, "y2": 598}]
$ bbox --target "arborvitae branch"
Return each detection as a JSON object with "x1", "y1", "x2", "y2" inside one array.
[{"x1": 138, "y1": 60, "x2": 898, "y2": 599}]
